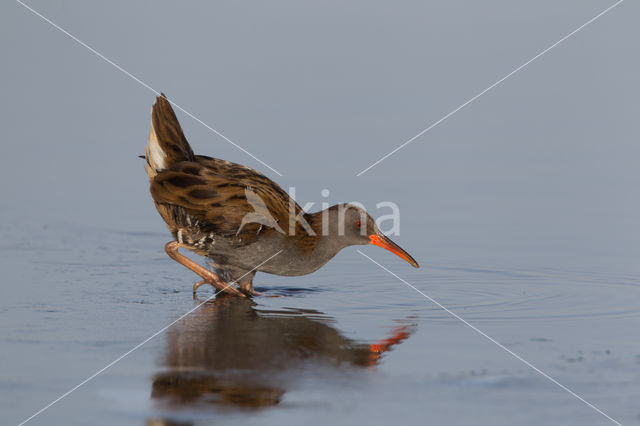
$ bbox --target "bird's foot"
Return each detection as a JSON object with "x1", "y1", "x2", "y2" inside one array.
[
  {"x1": 192, "y1": 280, "x2": 211, "y2": 295},
  {"x1": 192, "y1": 279, "x2": 245, "y2": 298},
  {"x1": 165, "y1": 241, "x2": 244, "y2": 297},
  {"x1": 239, "y1": 287, "x2": 263, "y2": 298}
]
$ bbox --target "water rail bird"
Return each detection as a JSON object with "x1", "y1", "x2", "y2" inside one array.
[{"x1": 143, "y1": 94, "x2": 418, "y2": 296}]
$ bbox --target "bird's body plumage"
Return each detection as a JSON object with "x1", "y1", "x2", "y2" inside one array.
[{"x1": 144, "y1": 94, "x2": 418, "y2": 295}]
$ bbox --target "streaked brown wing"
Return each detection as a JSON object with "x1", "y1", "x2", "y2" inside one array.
[{"x1": 150, "y1": 160, "x2": 293, "y2": 244}]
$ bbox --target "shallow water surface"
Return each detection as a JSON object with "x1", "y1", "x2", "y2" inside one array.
[
  {"x1": 1, "y1": 219, "x2": 639, "y2": 426},
  {"x1": 2, "y1": 1, "x2": 640, "y2": 424}
]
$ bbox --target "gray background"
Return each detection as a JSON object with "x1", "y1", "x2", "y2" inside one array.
[{"x1": 1, "y1": 1, "x2": 639, "y2": 425}]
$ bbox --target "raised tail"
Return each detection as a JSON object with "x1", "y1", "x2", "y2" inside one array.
[{"x1": 144, "y1": 93, "x2": 195, "y2": 180}]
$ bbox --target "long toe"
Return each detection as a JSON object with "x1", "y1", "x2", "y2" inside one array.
[{"x1": 192, "y1": 280, "x2": 208, "y2": 294}]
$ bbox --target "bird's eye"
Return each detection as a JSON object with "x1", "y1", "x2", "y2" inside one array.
[{"x1": 355, "y1": 220, "x2": 361, "y2": 229}]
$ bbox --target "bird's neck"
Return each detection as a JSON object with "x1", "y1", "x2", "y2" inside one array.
[
  {"x1": 302, "y1": 206, "x2": 351, "y2": 251},
  {"x1": 305, "y1": 206, "x2": 340, "y2": 238}
]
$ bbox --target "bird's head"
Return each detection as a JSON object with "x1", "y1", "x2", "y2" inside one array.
[{"x1": 325, "y1": 204, "x2": 419, "y2": 268}]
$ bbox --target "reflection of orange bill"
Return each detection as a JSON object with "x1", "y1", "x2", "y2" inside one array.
[
  {"x1": 369, "y1": 235, "x2": 419, "y2": 268},
  {"x1": 369, "y1": 326, "x2": 411, "y2": 365}
]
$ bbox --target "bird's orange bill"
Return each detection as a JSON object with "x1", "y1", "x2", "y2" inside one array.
[{"x1": 369, "y1": 234, "x2": 420, "y2": 268}]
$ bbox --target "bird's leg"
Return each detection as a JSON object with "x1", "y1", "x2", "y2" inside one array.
[
  {"x1": 164, "y1": 241, "x2": 244, "y2": 297},
  {"x1": 237, "y1": 271, "x2": 262, "y2": 297}
]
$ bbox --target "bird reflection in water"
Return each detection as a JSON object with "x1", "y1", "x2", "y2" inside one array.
[{"x1": 150, "y1": 293, "x2": 413, "y2": 415}]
